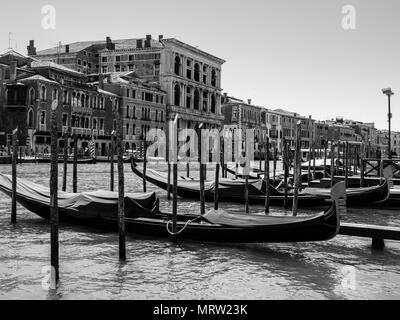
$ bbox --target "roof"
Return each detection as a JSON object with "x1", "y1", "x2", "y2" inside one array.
[
  {"x1": 20, "y1": 75, "x2": 59, "y2": 85},
  {"x1": 36, "y1": 38, "x2": 164, "y2": 56},
  {"x1": 30, "y1": 60, "x2": 85, "y2": 77},
  {"x1": 97, "y1": 88, "x2": 119, "y2": 97},
  {"x1": 162, "y1": 38, "x2": 226, "y2": 64}
]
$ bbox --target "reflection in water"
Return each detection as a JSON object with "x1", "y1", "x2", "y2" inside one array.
[{"x1": 0, "y1": 163, "x2": 399, "y2": 300}]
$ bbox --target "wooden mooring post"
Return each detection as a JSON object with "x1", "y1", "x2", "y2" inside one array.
[
  {"x1": 116, "y1": 111, "x2": 126, "y2": 261},
  {"x1": 214, "y1": 138, "x2": 220, "y2": 211},
  {"x1": 307, "y1": 142, "x2": 312, "y2": 187},
  {"x1": 323, "y1": 141, "x2": 327, "y2": 179},
  {"x1": 292, "y1": 121, "x2": 302, "y2": 216},
  {"x1": 198, "y1": 123, "x2": 206, "y2": 216},
  {"x1": 345, "y1": 141, "x2": 349, "y2": 188},
  {"x1": 283, "y1": 140, "x2": 289, "y2": 209},
  {"x1": 62, "y1": 132, "x2": 69, "y2": 192},
  {"x1": 172, "y1": 116, "x2": 179, "y2": 241},
  {"x1": 50, "y1": 100, "x2": 60, "y2": 282},
  {"x1": 330, "y1": 141, "x2": 335, "y2": 188},
  {"x1": 72, "y1": 134, "x2": 78, "y2": 193},
  {"x1": 143, "y1": 141, "x2": 147, "y2": 193},
  {"x1": 264, "y1": 138, "x2": 270, "y2": 215},
  {"x1": 11, "y1": 127, "x2": 18, "y2": 224},
  {"x1": 273, "y1": 143, "x2": 277, "y2": 184},
  {"x1": 110, "y1": 132, "x2": 115, "y2": 192}
]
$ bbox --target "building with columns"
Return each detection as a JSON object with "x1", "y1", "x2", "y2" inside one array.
[{"x1": 99, "y1": 36, "x2": 225, "y2": 130}]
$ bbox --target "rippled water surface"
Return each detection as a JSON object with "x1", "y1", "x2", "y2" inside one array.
[{"x1": 0, "y1": 162, "x2": 399, "y2": 300}]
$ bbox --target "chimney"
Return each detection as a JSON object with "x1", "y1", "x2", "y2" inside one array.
[
  {"x1": 0, "y1": 65, "x2": 5, "y2": 87},
  {"x1": 145, "y1": 35, "x2": 152, "y2": 48},
  {"x1": 137, "y1": 39, "x2": 143, "y2": 49},
  {"x1": 27, "y1": 40, "x2": 36, "y2": 56},
  {"x1": 248, "y1": 99, "x2": 252, "y2": 105},
  {"x1": 98, "y1": 74, "x2": 104, "y2": 90},
  {"x1": 65, "y1": 44, "x2": 70, "y2": 53},
  {"x1": 158, "y1": 35, "x2": 164, "y2": 42},
  {"x1": 10, "y1": 61, "x2": 17, "y2": 82},
  {"x1": 106, "y1": 37, "x2": 115, "y2": 50}
]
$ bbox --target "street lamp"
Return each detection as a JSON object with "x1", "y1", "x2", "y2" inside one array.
[{"x1": 382, "y1": 88, "x2": 394, "y2": 159}]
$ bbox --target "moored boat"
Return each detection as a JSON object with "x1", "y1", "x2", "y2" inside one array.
[{"x1": 0, "y1": 174, "x2": 341, "y2": 243}]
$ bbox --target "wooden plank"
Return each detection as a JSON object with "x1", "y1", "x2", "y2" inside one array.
[{"x1": 340, "y1": 223, "x2": 400, "y2": 241}]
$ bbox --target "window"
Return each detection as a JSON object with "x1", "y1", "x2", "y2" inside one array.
[
  {"x1": 132, "y1": 90, "x2": 136, "y2": 99},
  {"x1": 40, "y1": 86, "x2": 47, "y2": 101},
  {"x1": 211, "y1": 69, "x2": 217, "y2": 87},
  {"x1": 116, "y1": 56, "x2": 121, "y2": 62},
  {"x1": 27, "y1": 109, "x2": 34, "y2": 127},
  {"x1": 211, "y1": 94, "x2": 216, "y2": 113},
  {"x1": 78, "y1": 59, "x2": 82, "y2": 65},
  {"x1": 174, "y1": 56, "x2": 181, "y2": 76},
  {"x1": 115, "y1": 65, "x2": 121, "y2": 72},
  {"x1": 102, "y1": 66, "x2": 108, "y2": 73},
  {"x1": 126, "y1": 105, "x2": 130, "y2": 118},
  {"x1": 92, "y1": 118, "x2": 97, "y2": 129},
  {"x1": 127, "y1": 89, "x2": 130, "y2": 97},
  {"x1": 29, "y1": 88, "x2": 35, "y2": 105},
  {"x1": 102, "y1": 57, "x2": 107, "y2": 63},
  {"x1": 129, "y1": 55, "x2": 134, "y2": 61},
  {"x1": 194, "y1": 89, "x2": 200, "y2": 110},
  {"x1": 174, "y1": 85, "x2": 181, "y2": 107},
  {"x1": 62, "y1": 114, "x2": 68, "y2": 126},
  {"x1": 194, "y1": 63, "x2": 200, "y2": 82},
  {"x1": 40, "y1": 111, "x2": 46, "y2": 125}
]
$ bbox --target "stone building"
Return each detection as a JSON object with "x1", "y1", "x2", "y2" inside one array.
[
  {"x1": 99, "y1": 72, "x2": 167, "y2": 151},
  {"x1": 221, "y1": 95, "x2": 265, "y2": 145},
  {"x1": 99, "y1": 36, "x2": 225, "y2": 130},
  {"x1": 0, "y1": 50, "x2": 124, "y2": 156}
]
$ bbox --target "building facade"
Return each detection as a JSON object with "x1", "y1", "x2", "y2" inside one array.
[{"x1": 99, "y1": 36, "x2": 225, "y2": 130}]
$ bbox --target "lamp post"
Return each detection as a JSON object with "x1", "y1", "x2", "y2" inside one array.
[{"x1": 382, "y1": 88, "x2": 394, "y2": 159}]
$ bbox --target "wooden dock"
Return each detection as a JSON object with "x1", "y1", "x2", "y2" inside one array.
[{"x1": 339, "y1": 223, "x2": 400, "y2": 249}]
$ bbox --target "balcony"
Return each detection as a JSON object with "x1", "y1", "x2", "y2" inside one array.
[
  {"x1": 72, "y1": 106, "x2": 93, "y2": 115},
  {"x1": 99, "y1": 130, "x2": 105, "y2": 136}
]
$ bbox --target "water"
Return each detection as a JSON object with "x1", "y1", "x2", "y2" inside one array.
[{"x1": 0, "y1": 162, "x2": 400, "y2": 300}]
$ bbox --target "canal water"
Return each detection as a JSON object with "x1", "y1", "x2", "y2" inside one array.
[{"x1": 0, "y1": 162, "x2": 399, "y2": 300}]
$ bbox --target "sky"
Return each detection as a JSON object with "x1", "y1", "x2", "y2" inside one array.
[{"x1": 1, "y1": 0, "x2": 399, "y2": 130}]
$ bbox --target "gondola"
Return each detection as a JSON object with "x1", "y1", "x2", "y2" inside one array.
[
  {"x1": 131, "y1": 161, "x2": 328, "y2": 207},
  {"x1": 0, "y1": 174, "x2": 341, "y2": 243},
  {"x1": 131, "y1": 161, "x2": 389, "y2": 207}
]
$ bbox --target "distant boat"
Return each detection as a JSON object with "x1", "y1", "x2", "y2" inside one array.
[
  {"x1": 0, "y1": 174, "x2": 340, "y2": 243},
  {"x1": 131, "y1": 160, "x2": 389, "y2": 207}
]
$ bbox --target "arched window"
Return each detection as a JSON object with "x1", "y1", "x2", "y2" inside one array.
[
  {"x1": 194, "y1": 63, "x2": 200, "y2": 82},
  {"x1": 174, "y1": 84, "x2": 181, "y2": 107},
  {"x1": 92, "y1": 118, "x2": 97, "y2": 129},
  {"x1": 211, "y1": 69, "x2": 217, "y2": 87},
  {"x1": 81, "y1": 94, "x2": 85, "y2": 108},
  {"x1": 40, "y1": 111, "x2": 46, "y2": 125},
  {"x1": 86, "y1": 95, "x2": 90, "y2": 108},
  {"x1": 85, "y1": 118, "x2": 89, "y2": 128},
  {"x1": 133, "y1": 106, "x2": 136, "y2": 119},
  {"x1": 126, "y1": 105, "x2": 130, "y2": 118},
  {"x1": 174, "y1": 56, "x2": 181, "y2": 76},
  {"x1": 186, "y1": 87, "x2": 192, "y2": 109},
  {"x1": 93, "y1": 96, "x2": 97, "y2": 109},
  {"x1": 62, "y1": 114, "x2": 68, "y2": 127},
  {"x1": 27, "y1": 109, "x2": 34, "y2": 127},
  {"x1": 29, "y1": 88, "x2": 35, "y2": 105},
  {"x1": 211, "y1": 94, "x2": 216, "y2": 113},
  {"x1": 126, "y1": 123, "x2": 130, "y2": 135},
  {"x1": 52, "y1": 88, "x2": 58, "y2": 101},
  {"x1": 194, "y1": 89, "x2": 200, "y2": 110},
  {"x1": 41, "y1": 86, "x2": 47, "y2": 101}
]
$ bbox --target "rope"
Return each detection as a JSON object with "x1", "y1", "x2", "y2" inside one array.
[{"x1": 166, "y1": 216, "x2": 203, "y2": 236}]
